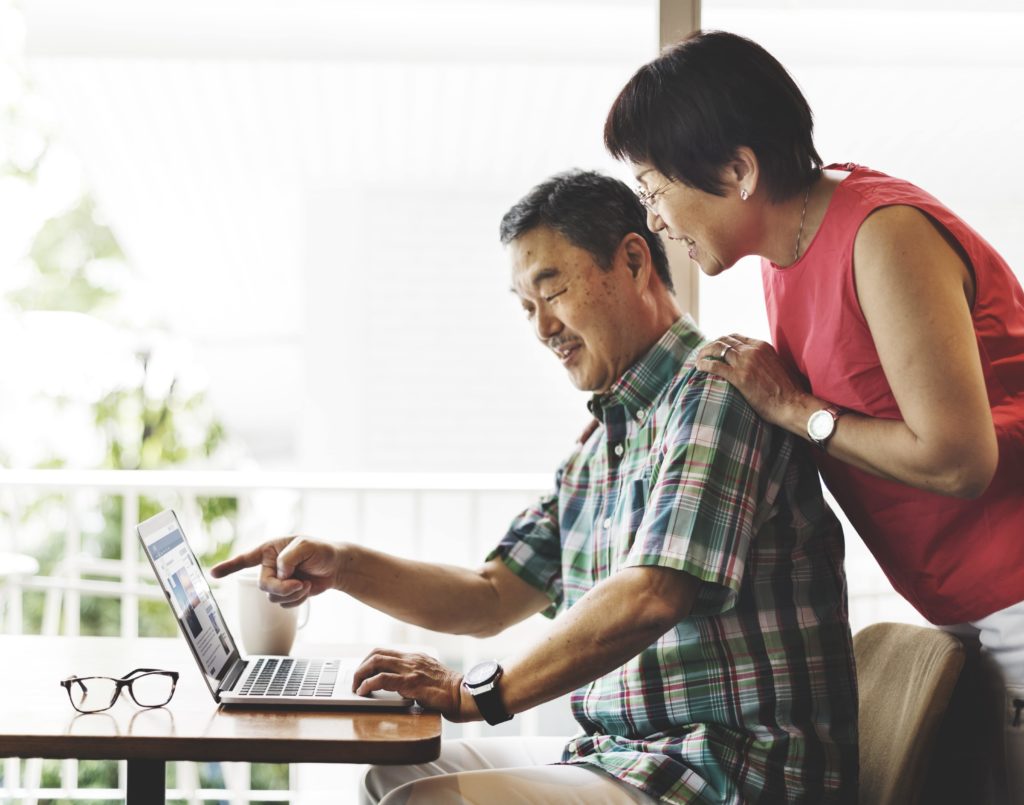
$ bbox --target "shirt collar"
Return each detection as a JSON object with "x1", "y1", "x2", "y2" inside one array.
[{"x1": 588, "y1": 314, "x2": 704, "y2": 422}]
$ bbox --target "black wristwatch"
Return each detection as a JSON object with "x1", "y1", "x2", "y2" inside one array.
[{"x1": 463, "y1": 660, "x2": 513, "y2": 726}]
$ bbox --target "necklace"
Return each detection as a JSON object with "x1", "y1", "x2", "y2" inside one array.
[{"x1": 794, "y1": 184, "x2": 811, "y2": 262}]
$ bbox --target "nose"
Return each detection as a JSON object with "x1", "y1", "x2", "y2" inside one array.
[
  {"x1": 646, "y1": 208, "x2": 665, "y2": 233},
  {"x1": 534, "y1": 304, "x2": 563, "y2": 341}
]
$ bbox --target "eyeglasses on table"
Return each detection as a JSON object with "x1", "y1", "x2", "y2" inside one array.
[{"x1": 60, "y1": 668, "x2": 179, "y2": 714}]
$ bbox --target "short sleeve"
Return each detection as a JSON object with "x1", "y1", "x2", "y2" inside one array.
[
  {"x1": 624, "y1": 373, "x2": 771, "y2": 616},
  {"x1": 487, "y1": 470, "x2": 565, "y2": 619}
]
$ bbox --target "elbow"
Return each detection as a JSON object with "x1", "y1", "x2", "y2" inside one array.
[
  {"x1": 945, "y1": 462, "x2": 996, "y2": 499},
  {"x1": 464, "y1": 622, "x2": 504, "y2": 639},
  {"x1": 930, "y1": 441, "x2": 997, "y2": 499}
]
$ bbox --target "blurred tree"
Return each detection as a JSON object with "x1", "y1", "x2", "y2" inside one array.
[
  {"x1": 0, "y1": 0, "x2": 237, "y2": 638},
  {"x1": 0, "y1": 2, "x2": 286, "y2": 797},
  {"x1": 9, "y1": 195, "x2": 122, "y2": 314}
]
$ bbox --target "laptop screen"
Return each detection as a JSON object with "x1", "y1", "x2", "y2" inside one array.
[{"x1": 139, "y1": 512, "x2": 239, "y2": 687}]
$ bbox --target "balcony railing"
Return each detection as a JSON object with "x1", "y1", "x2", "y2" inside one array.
[
  {"x1": 0, "y1": 466, "x2": 922, "y2": 803},
  {"x1": 0, "y1": 467, "x2": 555, "y2": 804}
]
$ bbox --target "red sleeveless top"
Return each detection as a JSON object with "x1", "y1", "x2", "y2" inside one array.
[{"x1": 762, "y1": 164, "x2": 1024, "y2": 625}]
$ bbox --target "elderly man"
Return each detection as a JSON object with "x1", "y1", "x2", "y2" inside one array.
[{"x1": 212, "y1": 170, "x2": 858, "y2": 804}]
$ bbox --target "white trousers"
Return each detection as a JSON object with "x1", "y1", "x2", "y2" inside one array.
[
  {"x1": 942, "y1": 598, "x2": 1024, "y2": 804},
  {"x1": 360, "y1": 736, "x2": 658, "y2": 805}
]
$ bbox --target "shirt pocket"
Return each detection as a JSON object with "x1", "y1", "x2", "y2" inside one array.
[{"x1": 621, "y1": 473, "x2": 652, "y2": 556}]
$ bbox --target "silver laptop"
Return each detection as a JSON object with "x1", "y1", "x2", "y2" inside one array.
[{"x1": 137, "y1": 508, "x2": 412, "y2": 709}]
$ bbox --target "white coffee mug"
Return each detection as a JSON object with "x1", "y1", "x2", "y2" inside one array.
[{"x1": 234, "y1": 571, "x2": 310, "y2": 656}]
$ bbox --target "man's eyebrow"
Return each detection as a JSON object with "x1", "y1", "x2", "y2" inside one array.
[
  {"x1": 508, "y1": 267, "x2": 561, "y2": 294},
  {"x1": 530, "y1": 267, "x2": 561, "y2": 287}
]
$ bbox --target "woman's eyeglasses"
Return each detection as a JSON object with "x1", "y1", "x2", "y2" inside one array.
[
  {"x1": 636, "y1": 180, "x2": 673, "y2": 211},
  {"x1": 60, "y1": 668, "x2": 179, "y2": 714}
]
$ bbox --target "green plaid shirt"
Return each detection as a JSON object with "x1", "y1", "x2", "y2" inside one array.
[{"x1": 490, "y1": 316, "x2": 858, "y2": 804}]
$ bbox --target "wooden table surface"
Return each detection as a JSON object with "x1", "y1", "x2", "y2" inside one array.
[{"x1": 0, "y1": 635, "x2": 442, "y2": 766}]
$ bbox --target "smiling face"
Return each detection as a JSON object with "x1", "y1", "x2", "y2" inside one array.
[
  {"x1": 509, "y1": 226, "x2": 652, "y2": 394},
  {"x1": 633, "y1": 163, "x2": 748, "y2": 277}
]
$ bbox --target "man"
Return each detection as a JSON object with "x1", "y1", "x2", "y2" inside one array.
[{"x1": 212, "y1": 170, "x2": 858, "y2": 803}]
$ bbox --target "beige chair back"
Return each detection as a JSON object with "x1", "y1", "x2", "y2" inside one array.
[{"x1": 854, "y1": 622, "x2": 965, "y2": 805}]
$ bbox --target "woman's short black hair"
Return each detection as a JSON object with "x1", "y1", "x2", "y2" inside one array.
[
  {"x1": 499, "y1": 169, "x2": 673, "y2": 292},
  {"x1": 604, "y1": 30, "x2": 822, "y2": 203}
]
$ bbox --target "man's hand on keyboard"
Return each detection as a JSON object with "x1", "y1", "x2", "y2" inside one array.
[
  {"x1": 210, "y1": 536, "x2": 342, "y2": 607},
  {"x1": 352, "y1": 649, "x2": 481, "y2": 722}
]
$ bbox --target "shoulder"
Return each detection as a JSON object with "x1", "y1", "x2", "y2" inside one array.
[
  {"x1": 854, "y1": 204, "x2": 970, "y2": 289},
  {"x1": 857, "y1": 203, "x2": 941, "y2": 247},
  {"x1": 665, "y1": 365, "x2": 769, "y2": 441}
]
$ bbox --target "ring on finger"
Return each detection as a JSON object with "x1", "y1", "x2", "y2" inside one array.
[{"x1": 720, "y1": 344, "x2": 734, "y2": 361}]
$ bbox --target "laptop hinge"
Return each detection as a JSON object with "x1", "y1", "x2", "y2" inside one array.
[{"x1": 220, "y1": 657, "x2": 248, "y2": 693}]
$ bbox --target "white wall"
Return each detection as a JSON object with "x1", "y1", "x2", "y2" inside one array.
[{"x1": 23, "y1": 0, "x2": 664, "y2": 473}]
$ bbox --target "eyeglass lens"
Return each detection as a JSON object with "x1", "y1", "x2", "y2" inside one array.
[
  {"x1": 128, "y1": 672, "x2": 176, "y2": 707},
  {"x1": 65, "y1": 672, "x2": 175, "y2": 713}
]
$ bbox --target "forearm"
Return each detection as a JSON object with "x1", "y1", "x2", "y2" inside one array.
[
  {"x1": 781, "y1": 394, "x2": 993, "y2": 498},
  {"x1": 335, "y1": 543, "x2": 501, "y2": 636},
  {"x1": 477, "y1": 566, "x2": 696, "y2": 716}
]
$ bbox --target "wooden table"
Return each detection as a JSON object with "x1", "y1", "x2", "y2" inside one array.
[{"x1": 0, "y1": 636, "x2": 441, "y2": 803}]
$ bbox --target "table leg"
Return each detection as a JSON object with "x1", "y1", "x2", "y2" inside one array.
[{"x1": 126, "y1": 758, "x2": 165, "y2": 804}]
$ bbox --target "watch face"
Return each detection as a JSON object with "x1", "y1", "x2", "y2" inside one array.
[
  {"x1": 464, "y1": 660, "x2": 500, "y2": 687},
  {"x1": 808, "y1": 410, "x2": 834, "y2": 441}
]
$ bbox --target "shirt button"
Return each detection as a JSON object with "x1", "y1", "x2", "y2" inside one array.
[
  {"x1": 613, "y1": 444, "x2": 624, "y2": 456},
  {"x1": 603, "y1": 518, "x2": 612, "y2": 529},
  {"x1": 636, "y1": 409, "x2": 646, "y2": 422}
]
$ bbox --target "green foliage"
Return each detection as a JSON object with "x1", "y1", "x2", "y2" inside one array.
[
  {"x1": 250, "y1": 763, "x2": 291, "y2": 790},
  {"x1": 197, "y1": 762, "x2": 225, "y2": 788},
  {"x1": 0, "y1": 9, "x2": 292, "y2": 801},
  {"x1": 1, "y1": 23, "x2": 237, "y2": 638},
  {"x1": 8, "y1": 196, "x2": 123, "y2": 315},
  {"x1": 78, "y1": 760, "x2": 118, "y2": 789}
]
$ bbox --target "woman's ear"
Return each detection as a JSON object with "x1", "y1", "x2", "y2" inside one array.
[{"x1": 727, "y1": 146, "x2": 760, "y2": 200}]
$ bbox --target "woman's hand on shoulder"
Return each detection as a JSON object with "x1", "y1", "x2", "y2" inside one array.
[{"x1": 696, "y1": 335, "x2": 814, "y2": 431}]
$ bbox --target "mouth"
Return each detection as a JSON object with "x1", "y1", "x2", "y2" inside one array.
[
  {"x1": 670, "y1": 235, "x2": 699, "y2": 262},
  {"x1": 551, "y1": 341, "x2": 582, "y2": 364}
]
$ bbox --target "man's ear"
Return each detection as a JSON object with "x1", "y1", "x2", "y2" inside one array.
[
  {"x1": 725, "y1": 146, "x2": 760, "y2": 200},
  {"x1": 620, "y1": 233, "x2": 652, "y2": 285}
]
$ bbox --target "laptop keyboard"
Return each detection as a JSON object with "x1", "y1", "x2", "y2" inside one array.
[{"x1": 238, "y1": 658, "x2": 344, "y2": 698}]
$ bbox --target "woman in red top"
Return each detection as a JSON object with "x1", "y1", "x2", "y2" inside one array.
[{"x1": 604, "y1": 30, "x2": 1024, "y2": 802}]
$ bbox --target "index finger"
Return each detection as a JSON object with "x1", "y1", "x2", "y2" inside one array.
[
  {"x1": 352, "y1": 649, "x2": 407, "y2": 690},
  {"x1": 209, "y1": 547, "x2": 264, "y2": 578}
]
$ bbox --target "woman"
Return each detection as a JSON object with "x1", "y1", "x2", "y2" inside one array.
[{"x1": 604, "y1": 30, "x2": 1024, "y2": 801}]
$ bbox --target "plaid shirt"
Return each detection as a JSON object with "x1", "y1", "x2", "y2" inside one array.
[{"x1": 490, "y1": 316, "x2": 858, "y2": 804}]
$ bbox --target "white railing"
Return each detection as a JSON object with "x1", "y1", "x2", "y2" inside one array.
[
  {"x1": 0, "y1": 467, "x2": 922, "y2": 803},
  {"x1": 0, "y1": 467, "x2": 555, "y2": 804}
]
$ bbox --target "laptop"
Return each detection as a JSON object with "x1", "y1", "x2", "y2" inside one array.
[{"x1": 137, "y1": 508, "x2": 413, "y2": 709}]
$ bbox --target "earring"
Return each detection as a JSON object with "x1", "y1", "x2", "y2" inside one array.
[{"x1": 740, "y1": 188, "x2": 749, "y2": 201}]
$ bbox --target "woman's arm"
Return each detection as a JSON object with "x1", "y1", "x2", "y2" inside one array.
[{"x1": 699, "y1": 205, "x2": 997, "y2": 498}]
